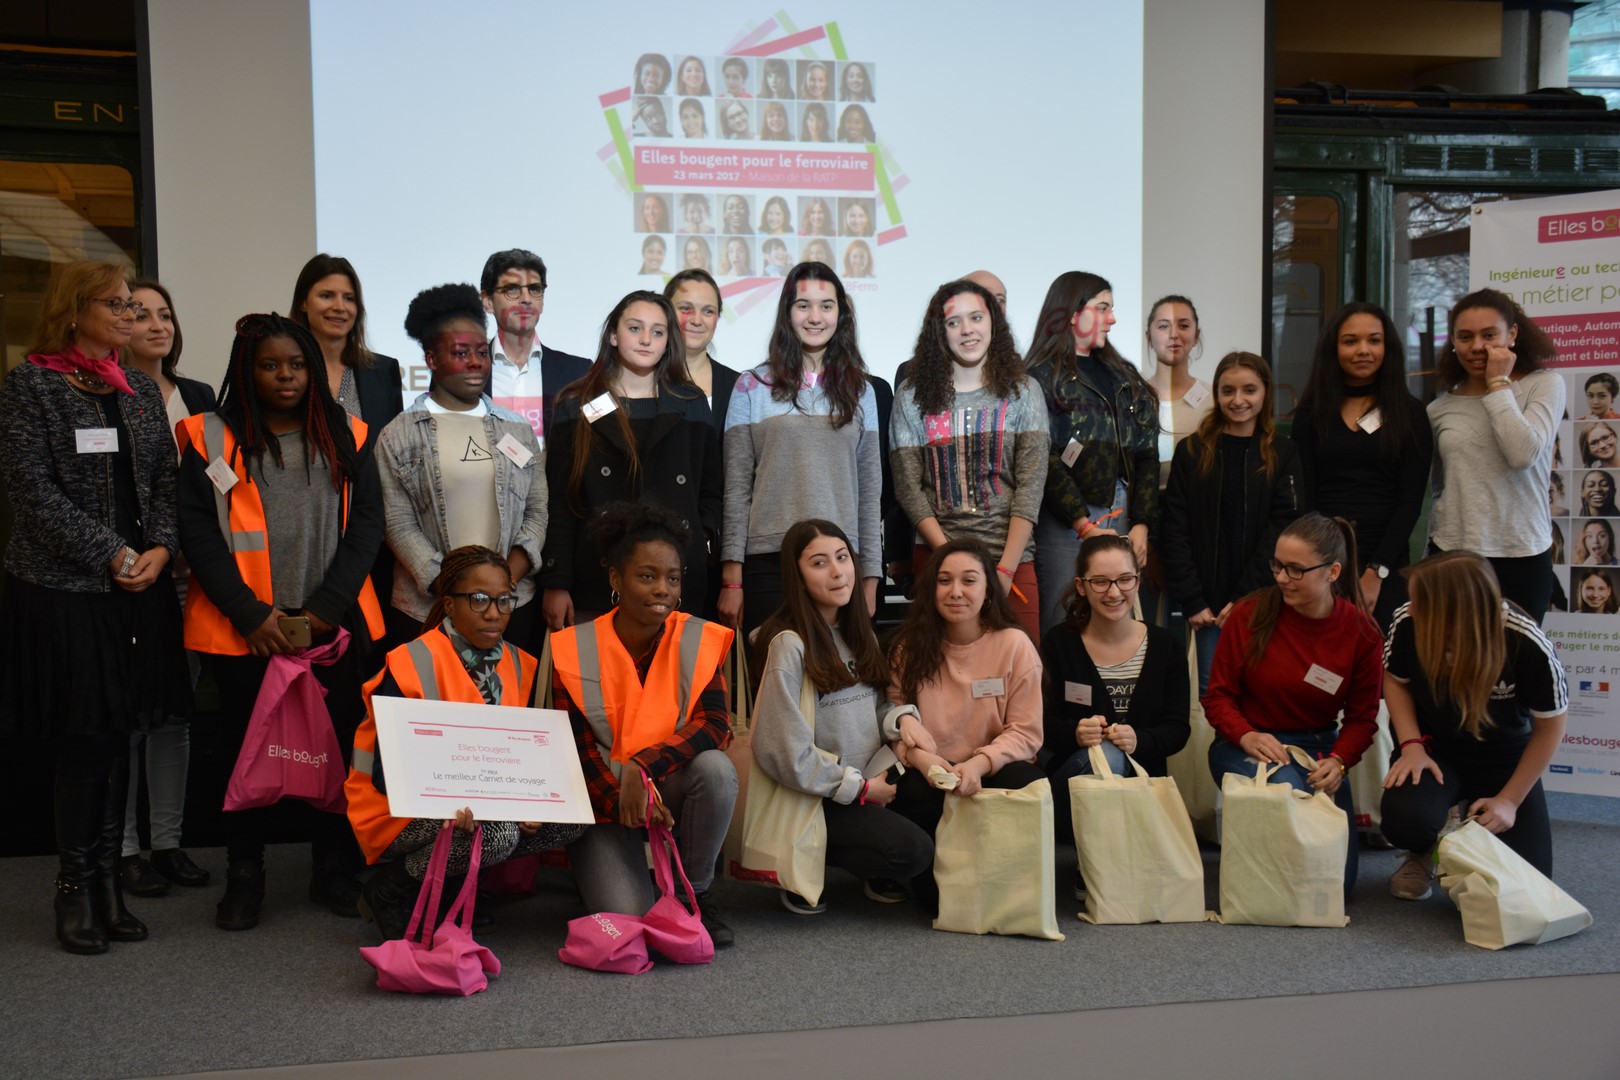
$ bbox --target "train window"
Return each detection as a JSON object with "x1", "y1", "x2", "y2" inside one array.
[{"x1": 0, "y1": 161, "x2": 137, "y2": 372}]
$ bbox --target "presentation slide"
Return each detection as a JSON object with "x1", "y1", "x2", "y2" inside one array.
[{"x1": 310, "y1": 1, "x2": 1143, "y2": 394}]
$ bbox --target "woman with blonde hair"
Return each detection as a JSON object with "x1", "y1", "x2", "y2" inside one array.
[{"x1": 1381, "y1": 552, "x2": 1567, "y2": 898}]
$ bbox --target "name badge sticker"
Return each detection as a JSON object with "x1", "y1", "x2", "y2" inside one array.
[
  {"x1": 1303, "y1": 663, "x2": 1345, "y2": 695},
  {"x1": 1182, "y1": 381, "x2": 1210, "y2": 410},
  {"x1": 494, "y1": 433, "x2": 534, "y2": 468},
  {"x1": 1060, "y1": 439, "x2": 1082, "y2": 468},
  {"x1": 75, "y1": 428, "x2": 118, "y2": 454},
  {"x1": 971, "y1": 677, "x2": 1006, "y2": 699},
  {"x1": 1356, "y1": 408, "x2": 1383, "y2": 434},
  {"x1": 582, "y1": 393, "x2": 617, "y2": 424},
  {"x1": 205, "y1": 456, "x2": 239, "y2": 494},
  {"x1": 1064, "y1": 681, "x2": 1093, "y2": 706}
]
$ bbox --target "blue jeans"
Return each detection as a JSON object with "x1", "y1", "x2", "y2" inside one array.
[
  {"x1": 1208, "y1": 728, "x2": 1358, "y2": 894},
  {"x1": 1192, "y1": 624, "x2": 1222, "y2": 698},
  {"x1": 1035, "y1": 480, "x2": 1128, "y2": 637},
  {"x1": 1050, "y1": 740, "x2": 1129, "y2": 845}
]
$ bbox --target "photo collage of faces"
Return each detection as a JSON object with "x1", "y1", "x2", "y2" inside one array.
[
  {"x1": 1553, "y1": 367, "x2": 1620, "y2": 615},
  {"x1": 630, "y1": 53, "x2": 879, "y2": 281}
]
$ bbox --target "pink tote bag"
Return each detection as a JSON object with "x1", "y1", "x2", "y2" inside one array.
[
  {"x1": 360, "y1": 824, "x2": 501, "y2": 995},
  {"x1": 223, "y1": 628, "x2": 350, "y2": 813}
]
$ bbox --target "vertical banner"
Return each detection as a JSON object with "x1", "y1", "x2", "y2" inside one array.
[{"x1": 1470, "y1": 191, "x2": 1620, "y2": 796}]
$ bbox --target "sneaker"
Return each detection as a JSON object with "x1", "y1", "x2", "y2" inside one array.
[
  {"x1": 1073, "y1": 869, "x2": 1088, "y2": 903},
  {"x1": 863, "y1": 878, "x2": 907, "y2": 904},
  {"x1": 1390, "y1": 852, "x2": 1435, "y2": 901},
  {"x1": 694, "y1": 891, "x2": 735, "y2": 948},
  {"x1": 119, "y1": 854, "x2": 171, "y2": 898},
  {"x1": 780, "y1": 890, "x2": 827, "y2": 915}
]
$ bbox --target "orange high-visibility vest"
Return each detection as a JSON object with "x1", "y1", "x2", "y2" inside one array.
[
  {"x1": 346, "y1": 627, "x2": 535, "y2": 864},
  {"x1": 177, "y1": 411, "x2": 387, "y2": 655},
  {"x1": 551, "y1": 611, "x2": 733, "y2": 779}
]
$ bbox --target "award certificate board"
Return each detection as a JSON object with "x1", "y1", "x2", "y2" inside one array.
[{"x1": 371, "y1": 697, "x2": 595, "y2": 823}]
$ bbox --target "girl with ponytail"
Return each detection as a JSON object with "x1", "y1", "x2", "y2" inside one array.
[{"x1": 1201, "y1": 512, "x2": 1385, "y2": 893}]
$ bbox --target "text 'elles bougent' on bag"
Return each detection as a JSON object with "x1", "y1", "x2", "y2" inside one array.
[
  {"x1": 360, "y1": 824, "x2": 501, "y2": 995},
  {"x1": 1438, "y1": 820, "x2": 1592, "y2": 950},
  {"x1": 223, "y1": 627, "x2": 350, "y2": 814}
]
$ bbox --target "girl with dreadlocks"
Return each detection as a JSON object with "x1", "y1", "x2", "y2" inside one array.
[
  {"x1": 177, "y1": 312, "x2": 386, "y2": 932},
  {"x1": 346, "y1": 545, "x2": 586, "y2": 940},
  {"x1": 890, "y1": 279, "x2": 1048, "y2": 642}
]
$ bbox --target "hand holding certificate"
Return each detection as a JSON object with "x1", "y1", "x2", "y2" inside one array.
[{"x1": 371, "y1": 697, "x2": 595, "y2": 823}]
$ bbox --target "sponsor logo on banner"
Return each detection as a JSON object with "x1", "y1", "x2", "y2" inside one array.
[
  {"x1": 1579, "y1": 680, "x2": 1610, "y2": 696},
  {"x1": 1550, "y1": 764, "x2": 1574, "y2": 774}
]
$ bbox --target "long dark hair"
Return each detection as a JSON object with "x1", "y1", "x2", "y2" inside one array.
[
  {"x1": 129, "y1": 277, "x2": 184, "y2": 379},
  {"x1": 1024, "y1": 270, "x2": 1157, "y2": 412},
  {"x1": 1294, "y1": 302, "x2": 1418, "y2": 456},
  {"x1": 1241, "y1": 512, "x2": 1368, "y2": 665},
  {"x1": 423, "y1": 545, "x2": 510, "y2": 634},
  {"x1": 1194, "y1": 351, "x2": 1278, "y2": 481},
  {"x1": 901, "y1": 279, "x2": 1026, "y2": 416},
  {"x1": 290, "y1": 254, "x2": 374, "y2": 369},
  {"x1": 762, "y1": 261, "x2": 868, "y2": 428},
  {"x1": 216, "y1": 313, "x2": 357, "y2": 492},
  {"x1": 754, "y1": 519, "x2": 888, "y2": 692},
  {"x1": 889, "y1": 539, "x2": 1022, "y2": 703},
  {"x1": 557, "y1": 291, "x2": 693, "y2": 515},
  {"x1": 1061, "y1": 534, "x2": 1137, "y2": 631},
  {"x1": 1436, "y1": 288, "x2": 1557, "y2": 389}
]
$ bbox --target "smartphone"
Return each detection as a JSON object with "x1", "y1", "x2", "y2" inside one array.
[{"x1": 277, "y1": 615, "x2": 313, "y2": 649}]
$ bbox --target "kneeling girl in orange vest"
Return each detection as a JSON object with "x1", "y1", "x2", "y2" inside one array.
[
  {"x1": 346, "y1": 545, "x2": 587, "y2": 940},
  {"x1": 550, "y1": 502, "x2": 739, "y2": 947},
  {"x1": 177, "y1": 313, "x2": 388, "y2": 932}
]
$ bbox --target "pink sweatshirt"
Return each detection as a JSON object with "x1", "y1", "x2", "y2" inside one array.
[{"x1": 891, "y1": 628, "x2": 1044, "y2": 772}]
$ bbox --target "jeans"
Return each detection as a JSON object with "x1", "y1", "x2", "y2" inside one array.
[
  {"x1": 123, "y1": 725, "x2": 191, "y2": 854},
  {"x1": 1049, "y1": 740, "x2": 1129, "y2": 844},
  {"x1": 1035, "y1": 480, "x2": 1127, "y2": 637},
  {"x1": 1209, "y1": 727, "x2": 1358, "y2": 894},
  {"x1": 1192, "y1": 624, "x2": 1222, "y2": 698},
  {"x1": 567, "y1": 748, "x2": 737, "y2": 914}
]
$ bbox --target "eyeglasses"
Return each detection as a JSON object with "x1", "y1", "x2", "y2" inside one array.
[
  {"x1": 94, "y1": 298, "x2": 144, "y2": 317},
  {"x1": 493, "y1": 284, "x2": 544, "y2": 301},
  {"x1": 1269, "y1": 558, "x2": 1333, "y2": 580},
  {"x1": 447, "y1": 591, "x2": 520, "y2": 614},
  {"x1": 1081, "y1": 573, "x2": 1140, "y2": 593}
]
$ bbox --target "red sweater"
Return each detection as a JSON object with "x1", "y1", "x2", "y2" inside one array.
[{"x1": 1201, "y1": 594, "x2": 1383, "y2": 766}]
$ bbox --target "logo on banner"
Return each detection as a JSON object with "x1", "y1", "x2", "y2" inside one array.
[
  {"x1": 1579, "y1": 680, "x2": 1610, "y2": 696},
  {"x1": 1550, "y1": 764, "x2": 1574, "y2": 774}
]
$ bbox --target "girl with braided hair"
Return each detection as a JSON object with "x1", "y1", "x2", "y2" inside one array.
[
  {"x1": 177, "y1": 312, "x2": 386, "y2": 931},
  {"x1": 347, "y1": 545, "x2": 586, "y2": 940}
]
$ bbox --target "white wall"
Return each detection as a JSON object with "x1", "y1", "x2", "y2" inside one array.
[
  {"x1": 1142, "y1": 0, "x2": 1268, "y2": 378},
  {"x1": 147, "y1": 0, "x2": 315, "y2": 387}
]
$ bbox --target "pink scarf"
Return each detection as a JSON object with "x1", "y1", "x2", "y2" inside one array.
[{"x1": 28, "y1": 346, "x2": 136, "y2": 395}]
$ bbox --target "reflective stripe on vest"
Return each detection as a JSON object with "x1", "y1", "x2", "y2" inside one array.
[{"x1": 202, "y1": 413, "x2": 267, "y2": 554}]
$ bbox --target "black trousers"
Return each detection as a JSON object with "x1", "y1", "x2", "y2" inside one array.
[
  {"x1": 1379, "y1": 744, "x2": 1553, "y2": 877},
  {"x1": 210, "y1": 644, "x2": 365, "y2": 870},
  {"x1": 822, "y1": 798, "x2": 934, "y2": 883}
]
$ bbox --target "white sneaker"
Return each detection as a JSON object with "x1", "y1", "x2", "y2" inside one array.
[{"x1": 780, "y1": 890, "x2": 827, "y2": 915}]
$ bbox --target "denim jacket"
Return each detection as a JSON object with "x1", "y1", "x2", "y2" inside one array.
[
  {"x1": 375, "y1": 394, "x2": 546, "y2": 621},
  {"x1": 0, "y1": 363, "x2": 179, "y2": 592}
]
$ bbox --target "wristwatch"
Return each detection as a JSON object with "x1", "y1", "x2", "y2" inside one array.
[{"x1": 1366, "y1": 562, "x2": 1389, "y2": 580}]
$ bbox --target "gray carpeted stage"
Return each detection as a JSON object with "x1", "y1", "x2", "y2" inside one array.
[{"x1": 4, "y1": 792, "x2": 1616, "y2": 1079}]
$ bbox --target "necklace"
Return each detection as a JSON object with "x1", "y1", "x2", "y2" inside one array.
[{"x1": 70, "y1": 370, "x2": 113, "y2": 391}]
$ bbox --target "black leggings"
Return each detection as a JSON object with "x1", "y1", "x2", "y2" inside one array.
[
  {"x1": 1432, "y1": 544, "x2": 1554, "y2": 626},
  {"x1": 1379, "y1": 745, "x2": 1552, "y2": 877},
  {"x1": 822, "y1": 799, "x2": 934, "y2": 883}
]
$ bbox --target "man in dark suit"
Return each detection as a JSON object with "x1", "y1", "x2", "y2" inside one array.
[{"x1": 479, "y1": 248, "x2": 592, "y2": 450}]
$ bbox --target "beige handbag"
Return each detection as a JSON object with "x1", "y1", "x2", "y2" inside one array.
[
  {"x1": 1165, "y1": 633, "x2": 1220, "y2": 843},
  {"x1": 728, "y1": 633, "x2": 834, "y2": 905},
  {"x1": 1070, "y1": 745, "x2": 1209, "y2": 924},
  {"x1": 1348, "y1": 701, "x2": 1394, "y2": 840},
  {"x1": 933, "y1": 778, "x2": 1065, "y2": 940},
  {"x1": 720, "y1": 634, "x2": 756, "y2": 870},
  {"x1": 1438, "y1": 821, "x2": 1592, "y2": 950},
  {"x1": 1217, "y1": 745, "x2": 1349, "y2": 927}
]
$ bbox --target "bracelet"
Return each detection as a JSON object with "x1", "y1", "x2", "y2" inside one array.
[
  {"x1": 1486, "y1": 376, "x2": 1512, "y2": 391},
  {"x1": 857, "y1": 779, "x2": 870, "y2": 806},
  {"x1": 118, "y1": 549, "x2": 138, "y2": 577},
  {"x1": 1327, "y1": 753, "x2": 1347, "y2": 775},
  {"x1": 1399, "y1": 736, "x2": 1431, "y2": 749},
  {"x1": 720, "y1": 582, "x2": 743, "y2": 590},
  {"x1": 995, "y1": 565, "x2": 1013, "y2": 578}
]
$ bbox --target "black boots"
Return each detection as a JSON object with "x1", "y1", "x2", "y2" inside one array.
[
  {"x1": 216, "y1": 860, "x2": 266, "y2": 931},
  {"x1": 53, "y1": 775, "x2": 107, "y2": 955},
  {"x1": 357, "y1": 859, "x2": 419, "y2": 941},
  {"x1": 92, "y1": 764, "x2": 148, "y2": 942}
]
